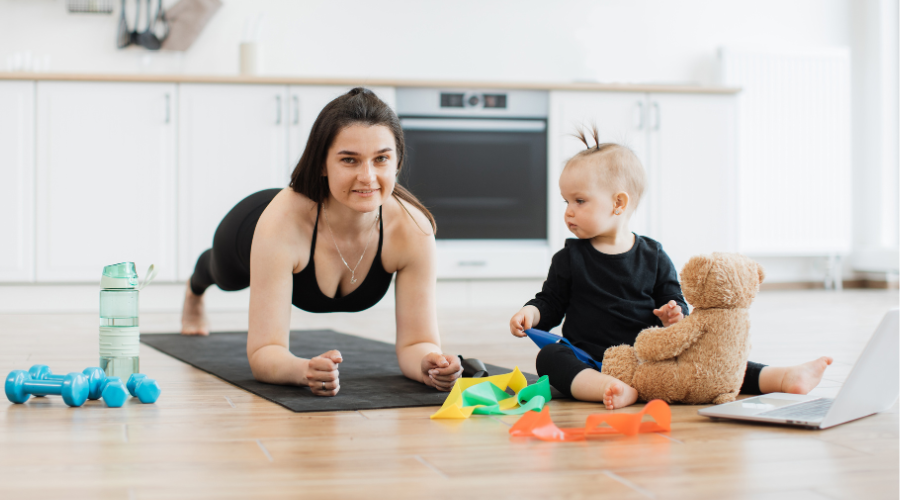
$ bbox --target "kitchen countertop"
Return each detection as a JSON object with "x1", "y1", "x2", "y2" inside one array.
[{"x1": 0, "y1": 72, "x2": 740, "y2": 94}]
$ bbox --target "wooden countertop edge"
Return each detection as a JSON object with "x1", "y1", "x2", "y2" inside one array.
[{"x1": 0, "y1": 72, "x2": 741, "y2": 94}]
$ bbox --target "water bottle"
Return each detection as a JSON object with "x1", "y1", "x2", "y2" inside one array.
[{"x1": 99, "y1": 262, "x2": 157, "y2": 379}]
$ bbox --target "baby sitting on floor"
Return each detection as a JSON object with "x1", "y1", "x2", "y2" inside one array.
[{"x1": 509, "y1": 128, "x2": 832, "y2": 409}]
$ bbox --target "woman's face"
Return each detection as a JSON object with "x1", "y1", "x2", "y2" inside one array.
[{"x1": 324, "y1": 124, "x2": 398, "y2": 214}]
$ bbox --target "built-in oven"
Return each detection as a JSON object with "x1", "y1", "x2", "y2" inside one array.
[{"x1": 397, "y1": 88, "x2": 549, "y2": 278}]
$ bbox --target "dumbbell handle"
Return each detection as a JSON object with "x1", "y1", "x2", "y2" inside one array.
[{"x1": 22, "y1": 379, "x2": 68, "y2": 396}]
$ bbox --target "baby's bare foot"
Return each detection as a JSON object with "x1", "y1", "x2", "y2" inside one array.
[
  {"x1": 603, "y1": 379, "x2": 638, "y2": 410},
  {"x1": 782, "y1": 356, "x2": 833, "y2": 394},
  {"x1": 181, "y1": 282, "x2": 209, "y2": 336}
]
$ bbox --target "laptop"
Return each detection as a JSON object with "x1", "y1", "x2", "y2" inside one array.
[{"x1": 699, "y1": 308, "x2": 899, "y2": 429}]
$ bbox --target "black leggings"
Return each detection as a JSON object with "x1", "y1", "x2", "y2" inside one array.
[
  {"x1": 190, "y1": 189, "x2": 282, "y2": 296},
  {"x1": 535, "y1": 343, "x2": 767, "y2": 398}
]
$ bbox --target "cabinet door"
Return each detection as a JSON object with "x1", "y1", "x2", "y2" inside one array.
[
  {"x1": 648, "y1": 93, "x2": 738, "y2": 272},
  {"x1": 287, "y1": 85, "x2": 396, "y2": 180},
  {"x1": 36, "y1": 82, "x2": 177, "y2": 282},
  {"x1": 548, "y1": 91, "x2": 649, "y2": 251},
  {"x1": 0, "y1": 81, "x2": 35, "y2": 282},
  {"x1": 178, "y1": 84, "x2": 288, "y2": 280}
]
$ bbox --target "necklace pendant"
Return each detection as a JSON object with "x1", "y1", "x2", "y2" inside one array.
[{"x1": 350, "y1": 277, "x2": 358, "y2": 284}]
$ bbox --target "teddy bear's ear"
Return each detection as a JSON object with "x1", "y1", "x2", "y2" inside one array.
[
  {"x1": 757, "y1": 262, "x2": 766, "y2": 284},
  {"x1": 680, "y1": 254, "x2": 714, "y2": 303}
]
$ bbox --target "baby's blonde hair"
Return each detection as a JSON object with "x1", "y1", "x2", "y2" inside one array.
[{"x1": 566, "y1": 126, "x2": 646, "y2": 210}]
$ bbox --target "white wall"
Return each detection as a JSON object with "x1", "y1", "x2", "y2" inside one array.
[
  {"x1": 851, "y1": 0, "x2": 900, "y2": 274},
  {"x1": 1, "y1": 0, "x2": 854, "y2": 81},
  {"x1": 1, "y1": 0, "x2": 896, "y2": 284}
]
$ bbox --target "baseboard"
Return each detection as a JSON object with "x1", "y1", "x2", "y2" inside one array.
[
  {"x1": 1, "y1": 277, "x2": 893, "y2": 314},
  {"x1": 760, "y1": 279, "x2": 899, "y2": 291},
  {"x1": 0, "y1": 279, "x2": 546, "y2": 314}
]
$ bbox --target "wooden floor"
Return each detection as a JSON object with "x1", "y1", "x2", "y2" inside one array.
[{"x1": 0, "y1": 289, "x2": 897, "y2": 499}]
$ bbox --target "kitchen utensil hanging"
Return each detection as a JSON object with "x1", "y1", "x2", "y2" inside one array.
[
  {"x1": 153, "y1": 0, "x2": 170, "y2": 42},
  {"x1": 117, "y1": 0, "x2": 168, "y2": 50},
  {"x1": 116, "y1": 0, "x2": 131, "y2": 48}
]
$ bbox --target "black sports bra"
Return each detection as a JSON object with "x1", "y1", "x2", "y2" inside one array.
[{"x1": 291, "y1": 204, "x2": 395, "y2": 313}]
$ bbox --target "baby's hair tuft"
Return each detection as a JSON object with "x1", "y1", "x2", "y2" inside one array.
[
  {"x1": 565, "y1": 124, "x2": 647, "y2": 211},
  {"x1": 573, "y1": 124, "x2": 601, "y2": 151}
]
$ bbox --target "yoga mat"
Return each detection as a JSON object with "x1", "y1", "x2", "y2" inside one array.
[{"x1": 141, "y1": 330, "x2": 540, "y2": 413}]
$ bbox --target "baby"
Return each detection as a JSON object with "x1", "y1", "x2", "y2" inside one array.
[{"x1": 510, "y1": 129, "x2": 832, "y2": 409}]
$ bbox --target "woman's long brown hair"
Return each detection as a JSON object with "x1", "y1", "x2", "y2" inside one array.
[{"x1": 289, "y1": 87, "x2": 436, "y2": 233}]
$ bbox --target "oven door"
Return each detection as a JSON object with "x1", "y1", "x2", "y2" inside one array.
[{"x1": 400, "y1": 118, "x2": 547, "y2": 240}]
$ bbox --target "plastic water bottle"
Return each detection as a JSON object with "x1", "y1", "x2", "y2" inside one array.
[{"x1": 99, "y1": 262, "x2": 157, "y2": 379}]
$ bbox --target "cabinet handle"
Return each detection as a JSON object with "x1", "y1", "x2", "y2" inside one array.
[
  {"x1": 652, "y1": 102, "x2": 660, "y2": 130},
  {"x1": 164, "y1": 93, "x2": 171, "y2": 124},
  {"x1": 635, "y1": 101, "x2": 644, "y2": 130},
  {"x1": 275, "y1": 95, "x2": 282, "y2": 125},
  {"x1": 292, "y1": 95, "x2": 299, "y2": 125}
]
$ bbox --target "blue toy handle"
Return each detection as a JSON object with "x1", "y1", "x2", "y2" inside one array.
[{"x1": 524, "y1": 328, "x2": 602, "y2": 371}]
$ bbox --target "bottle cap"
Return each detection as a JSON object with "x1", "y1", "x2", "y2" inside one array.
[{"x1": 100, "y1": 262, "x2": 138, "y2": 289}]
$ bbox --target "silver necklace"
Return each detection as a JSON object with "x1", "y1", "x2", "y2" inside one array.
[{"x1": 322, "y1": 205, "x2": 379, "y2": 285}]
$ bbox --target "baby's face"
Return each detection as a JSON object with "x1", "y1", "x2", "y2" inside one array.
[{"x1": 559, "y1": 162, "x2": 620, "y2": 240}]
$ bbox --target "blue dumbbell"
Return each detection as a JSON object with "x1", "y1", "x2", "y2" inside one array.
[
  {"x1": 5, "y1": 370, "x2": 89, "y2": 407},
  {"x1": 126, "y1": 373, "x2": 161, "y2": 404},
  {"x1": 28, "y1": 365, "x2": 107, "y2": 400},
  {"x1": 25, "y1": 365, "x2": 51, "y2": 398},
  {"x1": 100, "y1": 377, "x2": 128, "y2": 408}
]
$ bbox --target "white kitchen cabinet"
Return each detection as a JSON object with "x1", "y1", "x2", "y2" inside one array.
[
  {"x1": 287, "y1": 85, "x2": 397, "y2": 175},
  {"x1": 0, "y1": 81, "x2": 35, "y2": 282},
  {"x1": 35, "y1": 81, "x2": 177, "y2": 282},
  {"x1": 177, "y1": 84, "x2": 290, "y2": 280},
  {"x1": 549, "y1": 91, "x2": 737, "y2": 272},
  {"x1": 648, "y1": 93, "x2": 737, "y2": 271}
]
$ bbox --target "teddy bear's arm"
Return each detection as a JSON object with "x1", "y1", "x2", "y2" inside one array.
[{"x1": 633, "y1": 316, "x2": 705, "y2": 362}]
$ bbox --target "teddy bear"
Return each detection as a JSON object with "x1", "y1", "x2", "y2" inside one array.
[{"x1": 601, "y1": 253, "x2": 765, "y2": 405}]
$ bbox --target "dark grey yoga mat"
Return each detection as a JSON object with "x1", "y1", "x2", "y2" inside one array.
[{"x1": 141, "y1": 330, "x2": 538, "y2": 413}]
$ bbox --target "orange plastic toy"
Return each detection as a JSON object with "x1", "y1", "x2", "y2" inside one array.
[{"x1": 509, "y1": 399, "x2": 672, "y2": 441}]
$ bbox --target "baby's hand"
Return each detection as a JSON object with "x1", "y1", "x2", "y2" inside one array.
[
  {"x1": 653, "y1": 300, "x2": 684, "y2": 327},
  {"x1": 509, "y1": 306, "x2": 539, "y2": 338}
]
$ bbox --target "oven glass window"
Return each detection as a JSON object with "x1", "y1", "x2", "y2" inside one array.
[{"x1": 400, "y1": 126, "x2": 547, "y2": 239}]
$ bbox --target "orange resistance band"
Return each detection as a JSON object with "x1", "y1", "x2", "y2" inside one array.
[{"x1": 509, "y1": 399, "x2": 672, "y2": 441}]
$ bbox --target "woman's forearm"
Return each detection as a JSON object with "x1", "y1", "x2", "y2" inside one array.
[
  {"x1": 397, "y1": 341, "x2": 441, "y2": 383},
  {"x1": 248, "y1": 344, "x2": 309, "y2": 386}
]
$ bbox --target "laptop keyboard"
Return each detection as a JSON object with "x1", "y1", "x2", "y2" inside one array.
[{"x1": 757, "y1": 398, "x2": 834, "y2": 421}]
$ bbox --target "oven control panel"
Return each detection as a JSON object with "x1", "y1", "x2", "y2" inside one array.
[
  {"x1": 440, "y1": 92, "x2": 507, "y2": 109},
  {"x1": 397, "y1": 88, "x2": 547, "y2": 118}
]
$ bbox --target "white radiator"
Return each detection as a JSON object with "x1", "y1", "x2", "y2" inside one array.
[{"x1": 720, "y1": 47, "x2": 852, "y2": 255}]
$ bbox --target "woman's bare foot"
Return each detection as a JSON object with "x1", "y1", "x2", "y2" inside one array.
[
  {"x1": 181, "y1": 282, "x2": 209, "y2": 336},
  {"x1": 781, "y1": 356, "x2": 834, "y2": 394},
  {"x1": 603, "y1": 380, "x2": 639, "y2": 410}
]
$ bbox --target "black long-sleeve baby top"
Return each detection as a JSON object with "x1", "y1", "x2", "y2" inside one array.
[{"x1": 525, "y1": 235, "x2": 689, "y2": 362}]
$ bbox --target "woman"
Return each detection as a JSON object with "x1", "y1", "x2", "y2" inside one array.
[{"x1": 181, "y1": 88, "x2": 462, "y2": 396}]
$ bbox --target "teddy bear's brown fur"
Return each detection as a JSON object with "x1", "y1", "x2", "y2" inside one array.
[{"x1": 601, "y1": 253, "x2": 765, "y2": 405}]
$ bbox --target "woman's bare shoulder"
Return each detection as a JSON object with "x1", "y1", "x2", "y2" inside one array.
[
  {"x1": 255, "y1": 189, "x2": 315, "y2": 230},
  {"x1": 253, "y1": 189, "x2": 317, "y2": 263},
  {"x1": 383, "y1": 195, "x2": 435, "y2": 272},
  {"x1": 385, "y1": 194, "x2": 435, "y2": 240}
]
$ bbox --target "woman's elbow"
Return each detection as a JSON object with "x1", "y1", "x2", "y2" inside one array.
[{"x1": 247, "y1": 345, "x2": 270, "y2": 382}]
